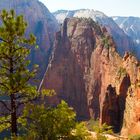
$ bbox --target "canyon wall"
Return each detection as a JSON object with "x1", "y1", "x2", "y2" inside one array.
[
  {"x1": 40, "y1": 18, "x2": 140, "y2": 135},
  {"x1": 0, "y1": 0, "x2": 59, "y2": 80}
]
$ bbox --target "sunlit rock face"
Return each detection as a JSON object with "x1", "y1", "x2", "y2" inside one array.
[
  {"x1": 40, "y1": 17, "x2": 140, "y2": 135},
  {"x1": 0, "y1": 0, "x2": 59, "y2": 81}
]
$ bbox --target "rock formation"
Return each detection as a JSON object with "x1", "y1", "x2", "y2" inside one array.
[
  {"x1": 40, "y1": 17, "x2": 140, "y2": 136},
  {"x1": 102, "y1": 84, "x2": 120, "y2": 132},
  {"x1": 53, "y1": 9, "x2": 134, "y2": 56},
  {"x1": 0, "y1": 0, "x2": 59, "y2": 80}
]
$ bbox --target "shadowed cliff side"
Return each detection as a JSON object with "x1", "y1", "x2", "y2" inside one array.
[
  {"x1": 40, "y1": 18, "x2": 100, "y2": 120},
  {"x1": 0, "y1": 0, "x2": 59, "y2": 81}
]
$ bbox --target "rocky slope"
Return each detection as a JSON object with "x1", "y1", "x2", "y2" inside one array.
[
  {"x1": 53, "y1": 9, "x2": 134, "y2": 56},
  {"x1": 40, "y1": 17, "x2": 140, "y2": 136},
  {"x1": 0, "y1": 0, "x2": 59, "y2": 81}
]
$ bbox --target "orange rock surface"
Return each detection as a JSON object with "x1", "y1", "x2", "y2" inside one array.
[{"x1": 40, "y1": 18, "x2": 140, "y2": 136}]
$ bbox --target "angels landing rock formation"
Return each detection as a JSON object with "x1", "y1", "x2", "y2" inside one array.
[
  {"x1": 0, "y1": 0, "x2": 59, "y2": 80},
  {"x1": 40, "y1": 18, "x2": 140, "y2": 135},
  {"x1": 53, "y1": 9, "x2": 134, "y2": 57}
]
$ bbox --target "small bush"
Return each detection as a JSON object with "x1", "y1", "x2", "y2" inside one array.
[
  {"x1": 129, "y1": 134, "x2": 140, "y2": 140},
  {"x1": 102, "y1": 36, "x2": 110, "y2": 49},
  {"x1": 87, "y1": 119, "x2": 113, "y2": 140},
  {"x1": 117, "y1": 67, "x2": 127, "y2": 79}
]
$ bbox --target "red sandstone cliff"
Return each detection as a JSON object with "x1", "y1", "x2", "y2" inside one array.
[{"x1": 40, "y1": 17, "x2": 140, "y2": 136}]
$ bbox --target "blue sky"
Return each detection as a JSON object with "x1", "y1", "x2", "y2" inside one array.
[{"x1": 39, "y1": 0, "x2": 140, "y2": 17}]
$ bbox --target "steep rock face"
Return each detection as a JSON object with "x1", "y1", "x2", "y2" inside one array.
[
  {"x1": 40, "y1": 17, "x2": 120, "y2": 120},
  {"x1": 101, "y1": 74, "x2": 131, "y2": 133},
  {"x1": 40, "y1": 18, "x2": 140, "y2": 135},
  {"x1": 40, "y1": 18, "x2": 100, "y2": 120},
  {"x1": 102, "y1": 85, "x2": 120, "y2": 132},
  {"x1": 53, "y1": 9, "x2": 134, "y2": 56},
  {"x1": 0, "y1": 0, "x2": 59, "y2": 80},
  {"x1": 120, "y1": 54, "x2": 140, "y2": 136},
  {"x1": 101, "y1": 52, "x2": 140, "y2": 135}
]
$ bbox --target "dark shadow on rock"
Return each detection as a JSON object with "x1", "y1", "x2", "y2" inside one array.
[
  {"x1": 118, "y1": 74, "x2": 131, "y2": 132},
  {"x1": 102, "y1": 84, "x2": 120, "y2": 132},
  {"x1": 102, "y1": 74, "x2": 131, "y2": 133}
]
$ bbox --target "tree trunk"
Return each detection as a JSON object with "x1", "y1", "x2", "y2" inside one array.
[
  {"x1": 10, "y1": 93, "x2": 17, "y2": 136},
  {"x1": 9, "y1": 46, "x2": 17, "y2": 136}
]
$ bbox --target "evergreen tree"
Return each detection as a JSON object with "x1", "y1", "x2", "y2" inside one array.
[
  {"x1": 0, "y1": 9, "x2": 39, "y2": 136},
  {"x1": 19, "y1": 100, "x2": 91, "y2": 140}
]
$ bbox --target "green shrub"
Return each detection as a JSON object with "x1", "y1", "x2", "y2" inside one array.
[
  {"x1": 16, "y1": 100, "x2": 92, "y2": 140},
  {"x1": 102, "y1": 36, "x2": 110, "y2": 49},
  {"x1": 129, "y1": 134, "x2": 140, "y2": 140},
  {"x1": 117, "y1": 67, "x2": 127, "y2": 79},
  {"x1": 87, "y1": 119, "x2": 113, "y2": 140}
]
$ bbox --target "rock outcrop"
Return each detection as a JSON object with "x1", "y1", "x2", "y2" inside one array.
[
  {"x1": 102, "y1": 84, "x2": 120, "y2": 132},
  {"x1": 0, "y1": 0, "x2": 59, "y2": 80},
  {"x1": 53, "y1": 9, "x2": 134, "y2": 56},
  {"x1": 40, "y1": 17, "x2": 140, "y2": 136}
]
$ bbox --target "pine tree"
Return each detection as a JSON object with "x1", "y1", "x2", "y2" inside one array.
[{"x1": 0, "y1": 9, "x2": 39, "y2": 136}]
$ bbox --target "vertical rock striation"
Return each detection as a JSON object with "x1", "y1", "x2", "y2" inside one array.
[{"x1": 40, "y1": 17, "x2": 140, "y2": 135}]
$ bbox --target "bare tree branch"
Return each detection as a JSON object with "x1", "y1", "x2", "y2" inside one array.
[
  {"x1": 0, "y1": 37, "x2": 8, "y2": 43},
  {"x1": 0, "y1": 82, "x2": 9, "y2": 90},
  {"x1": 0, "y1": 120, "x2": 11, "y2": 125},
  {"x1": 0, "y1": 100, "x2": 11, "y2": 112},
  {"x1": 0, "y1": 65, "x2": 10, "y2": 71}
]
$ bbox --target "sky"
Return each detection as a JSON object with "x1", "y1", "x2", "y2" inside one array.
[{"x1": 39, "y1": 0, "x2": 140, "y2": 17}]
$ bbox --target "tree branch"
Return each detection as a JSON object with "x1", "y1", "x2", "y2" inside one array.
[
  {"x1": 0, "y1": 120, "x2": 11, "y2": 125},
  {"x1": 0, "y1": 53, "x2": 11, "y2": 60},
  {"x1": 0, "y1": 65, "x2": 10, "y2": 71},
  {"x1": 0, "y1": 82, "x2": 9, "y2": 90},
  {"x1": 0, "y1": 37, "x2": 8, "y2": 43},
  {"x1": 0, "y1": 100, "x2": 11, "y2": 112},
  {"x1": 16, "y1": 95, "x2": 40, "y2": 109}
]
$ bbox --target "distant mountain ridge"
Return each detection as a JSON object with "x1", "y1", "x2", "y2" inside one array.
[
  {"x1": 113, "y1": 16, "x2": 140, "y2": 44},
  {"x1": 53, "y1": 9, "x2": 134, "y2": 57},
  {"x1": 53, "y1": 9, "x2": 107, "y2": 24}
]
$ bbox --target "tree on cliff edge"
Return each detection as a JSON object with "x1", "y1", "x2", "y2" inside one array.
[{"x1": 0, "y1": 9, "x2": 39, "y2": 136}]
